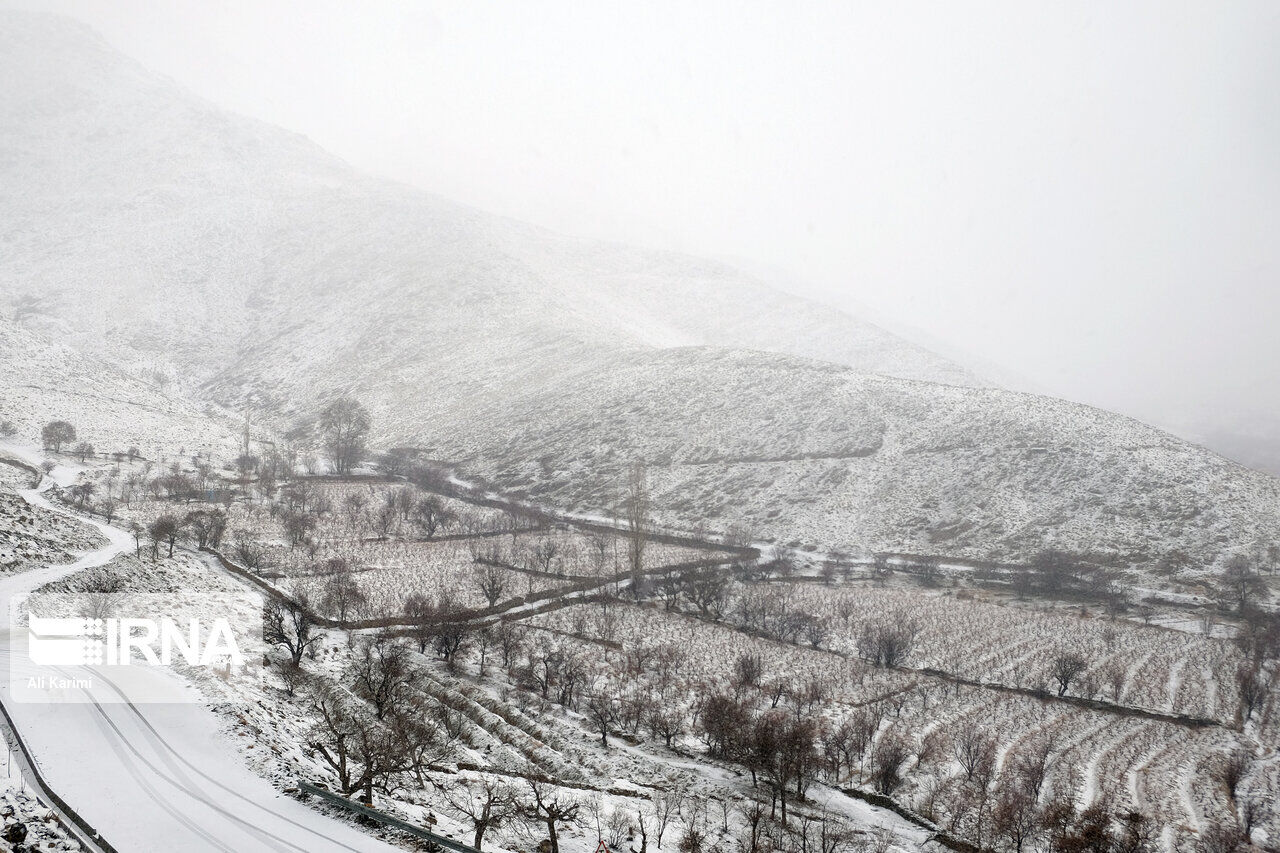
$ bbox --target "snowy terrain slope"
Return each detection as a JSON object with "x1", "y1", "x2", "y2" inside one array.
[
  {"x1": 0, "y1": 450, "x2": 103, "y2": 575},
  {"x1": 3, "y1": 12, "x2": 1280, "y2": 566},
  {"x1": 0, "y1": 452, "x2": 410, "y2": 852},
  {"x1": 0, "y1": 320, "x2": 249, "y2": 462},
  {"x1": 437, "y1": 349, "x2": 1280, "y2": 564}
]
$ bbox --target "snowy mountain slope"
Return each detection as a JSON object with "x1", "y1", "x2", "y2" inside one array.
[
  {"x1": 0, "y1": 319, "x2": 249, "y2": 462},
  {"x1": 0, "y1": 12, "x2": 978, "y2": 389},
  {"x1": 437, "y1": 347, "x2": 1280, "y2": 565},
  {"x1": 2, "y1": 12, "x2": 1279, "y2": 568}
]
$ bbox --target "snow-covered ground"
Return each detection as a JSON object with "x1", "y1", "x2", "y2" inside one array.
[{"x1": 0, "y1": 445, "x2": 407, "y2": 852}]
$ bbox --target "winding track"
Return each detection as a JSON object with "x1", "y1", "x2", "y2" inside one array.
[{"x1": 0, "y1": 443, "x2": 401, "y2": 852}]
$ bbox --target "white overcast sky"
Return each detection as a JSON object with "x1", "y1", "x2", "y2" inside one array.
[{"x1": 19, "y1": 0, "x2": 1280, "y2": 451}]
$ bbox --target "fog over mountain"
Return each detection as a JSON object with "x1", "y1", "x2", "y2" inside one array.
[
  {"x1": 3, "y1": 12, "x2": 1280, "y2": 853},
  {"x1": 4, "y1": 11, "x2": 1280, "y2": 568},
  {"x1": 18, "y1": 0, "x2": 1280, "y2": 474}
]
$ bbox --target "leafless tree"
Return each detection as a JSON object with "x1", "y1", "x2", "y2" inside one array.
[
  {"x1": 585, "y1": 687, "x2": 619, "y2": 748},
  {"x1": 372, "y1": 500, "x2": 398, "y2": 540},
  {"x1": 307, "y1": 685, "x2": 408, "y2": 804},
  {"x1": 402, "y1": 593, "x2": 436, "y2": 653},
  {"x1": 433, "y1": 621, "x2": 472, "y2": 670},
  {"x1": 350, "y1": 633, "x2": 417, "y2": 719},
  {"x1": 1050, "y1": 651, "x2": 1088, "y2": 697},
  {"x1": 474, "y1": 562, "x2": 508, "y2": 608},
  {"x1": 953, "y1": 720, "x2": 997, "y2": 782},
  {"x1": 412, "y1": 495, "x2": 454, "y2": 539},
  {"x1": 870, "y1": 733, "x2": 910, "y2": 795},
  {"x1": 41, "y1": 420, "x2": 75, "y2": 453},
  {"x1": 264, "y1": 597, "x2": 322, "y2": 664},
  {"x1": 1217, "y1": 555, "x2": 1267, "y2": 614},
  {"x1": 1032, "y1": 548, "x2": 1079, "y2": 595},
  {"x1": 318, "y1": 397, "x2": 371, "y2": 475},
  {"x1": 495, "y1": 620, "x2": 525, "y2": 668},
  {"x1": 321, "y1": 571, "x2": 367, "y2": 625},
  {"x1": 856, "y1": 618, "x2": 920, "y2": 667},
  {"x1": 182, "y1": 508, "x2": 227, "y2": 549},
  {"x1": 992, "y1": 787, "x2": 1040, "y2": 853},
  {"x1": 681, "y1": 572, "x2": 729, "y2": 618},
  {"x1": 734, "y1": 652, "x2": 764, "y2": 690},
  {"x1": 445, "y1": 778, "x2": 518, "y2": 850},
  {"x1": 647, "y1": 787, "x2": 683, "y2": 849},
  {"x1": 147, "y1": 514, "x2": 181, "y2": 558},
  {"x1": 624, "y1": 462, "x2": 649, "y2": 588},
  {"x1": 232, "y1": 532, "x2": 269, "y2": 574},
  {"x1": 519, "y1": 780, "x2": 581, "y2": 853},
  {"x1": 284, "y1": 511, "x2": 318, "y2": 548}
]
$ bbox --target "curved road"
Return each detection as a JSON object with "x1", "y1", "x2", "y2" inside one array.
[{"x1": 0, "y1": 443, "x2": 400, "y2": 852}]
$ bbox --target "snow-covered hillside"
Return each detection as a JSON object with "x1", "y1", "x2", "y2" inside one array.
[
  {"x1": 2, "y1": 12, "x2": 1279, "y2": 569},
  {"x1": 440, "y1": 348, "x2": 1280, "y2": 565},
  {"x1": 0, "y1": 319, "x2": 250, "y2": 462},
  {"x1": 0, "y1": 458, "x2": 103, "y2": 576}
]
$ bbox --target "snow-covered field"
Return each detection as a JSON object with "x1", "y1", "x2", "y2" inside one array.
[{"x1": 528, "y1": 596, "x2": 1276, "y2": 853}]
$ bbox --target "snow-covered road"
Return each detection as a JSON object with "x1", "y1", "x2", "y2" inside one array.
[{"x1": 0, "y1": 443, "x2": 401, "y2": 852}]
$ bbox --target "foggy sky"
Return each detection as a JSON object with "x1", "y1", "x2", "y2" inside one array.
[{"x1": 17, "y1": 0, "x2": 1280, "y2": 463}]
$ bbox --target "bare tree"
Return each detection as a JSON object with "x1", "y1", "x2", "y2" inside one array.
[
  {"x1": 519, "y1": 780, "x2": 581, "y2": 853},
  {"x1": 624, "y1": 462, "x2": 649, "y2": 589},
  {"x1": 1050, "y1": 651, "x2": 1088, "y2": 697},
  {"x1": 183, "y1": 508, "x2": 228, "y2": 549},
  {"x1": 952, "y1": 721, "x2": 997, "y2": 782},
  {"x1": 403, "y1": 593, "x2": 436, "y2": 653},
  {"x1": 474, "y1": 562, "x2": 508, "y2": 608},
  {"x1": 648, "y1": 787, "x2": 683, "y2": 849},
  {"x1": 433, "y1": 621, "x2": 472, "y2": 669},
  {"x1": 232, "y1": 532, "x2": 270, "y2": 574},
  {"x1": 1217, "y1": 555, "x2": 1267, "y2": 614},
  {"x1": 318, "y1": 397, "x2": 371, "y2": 475},
  {"x1": 529, "y1": 538, "x2": 561, "y2": 575},
  {"x1": 264, "y1": 597, "x2": 321, "y2": 664},
  {"x1": 284, "y1": 511, "x2": 318, "y2": 548},
  {"x1": 585, "y1": 687, "x2": 619, "y2": 748},
  {"x1": 992, "y1": 787, "x2": 1040, "y2": 853},
  {"x1": 870, "y1": 733, "x2": 910, "y2": 795},
  {"x1": 307, "y1": 685, "x2": 408, "y2": 804},
  {"x1": 147, "y1": 514, "x2": 181, "y2": 558},
  {"x1": 445, "y1": 778, "x2": 517, "y2": 850},
  {"x1": 350, "y1": 633, "x2": 417, "y2": 719},
  {"x1": 412, "y1": 495, "x2": 454, "y2": 539},
  {"x1": 41, "y1": 420, "x2": 75, "y2": 453},
  {"x1": 495, "y1": 620, "x2": 525, "y2": 668},
  {"x1": 321, "y1": 571, "x2": 367, "y2": 625},
  {"x1": 372, "y1": 500, "x2": 399, "y2": 540},
  {"x1": 1032, "y1": 549, "x2": 1079, "y2": 595},
  {"x1": 856, "y1": 618, "x2": 920, "y2": 668}
]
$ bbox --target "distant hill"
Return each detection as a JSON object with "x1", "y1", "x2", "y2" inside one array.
[{"x1": 3, "y1": 11, "x2": 1279, "y2": 568}]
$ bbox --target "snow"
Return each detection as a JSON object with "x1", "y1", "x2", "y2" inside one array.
[
  {"x1": 8, "y1": 10, "x2": 1280, "y2": 580},
  {"x1": 0, "y1": 446, "x2": 405, "y2": 851}
]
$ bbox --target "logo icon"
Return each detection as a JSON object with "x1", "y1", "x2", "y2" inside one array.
[{"x1": 28, "y1": 616, "x2": 104, "y2": 666}]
